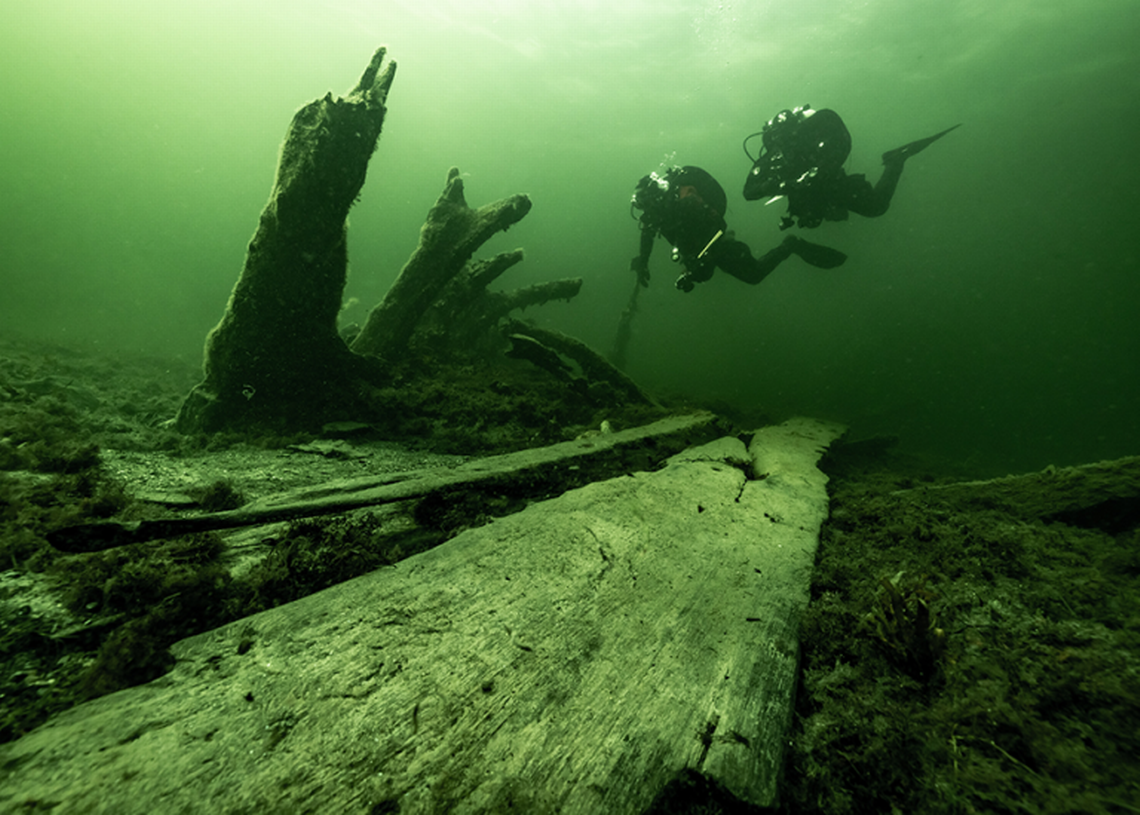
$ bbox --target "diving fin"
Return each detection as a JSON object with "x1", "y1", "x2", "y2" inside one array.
[
  {"x1": 881, "y1": 123, "x2": 961, "y2": 165},
  {"x1": 786, "y1": 235, "x2": 848, "y2": 269}
]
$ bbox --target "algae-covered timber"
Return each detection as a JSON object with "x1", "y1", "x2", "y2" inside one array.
[
  {"x1": 174, "y1": 48, "x2": 617, "y2": 440},
  {"x1": 175, "y1": 49, "x2": 396, "y2": 435}
]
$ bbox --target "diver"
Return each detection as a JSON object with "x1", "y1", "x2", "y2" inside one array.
[
  {"x1": 630, "y1": 165, "x2": 847, "y2": 293},
  {"x1": 742, "y1": 105, "x2": 960, "y2": 231}
]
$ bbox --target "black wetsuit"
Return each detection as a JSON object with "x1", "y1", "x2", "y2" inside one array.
[
  {"x1": 742, "y1": 107, "x2": 920, "y2": 230},
  {"x1": 748, "y1": 162, "x2": 904, "y2": 230},
  {"x1": 632, "y1": 166, "x2": 796, "y2": 290}
]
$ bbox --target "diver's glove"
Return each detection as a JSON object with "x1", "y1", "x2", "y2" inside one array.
[
  {"x1": 674, "y1": 255, "x2": 714, "y2": 292},
  {"x1": 630, "y1": 255, "x2": 651, "y2": 287}
]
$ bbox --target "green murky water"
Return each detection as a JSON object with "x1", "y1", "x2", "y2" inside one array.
[{"x1": 2, "y1": 0, "x2": 1137, "y2": 472}]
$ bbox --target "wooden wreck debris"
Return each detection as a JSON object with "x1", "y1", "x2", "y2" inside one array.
[
  {"x1": 414, "y1": 249, "x2": 584, "y2": 352},
  {"x1": 3, "y1": 418, "x2": 846, "y2": 813},
  {"x1": 176, "y1": 48, "x2": 396, "y2": 434},
  {"x1": 48, "y1": 411, "x2": 722, "y2": 552},
  {"x1": 351, "y1": 167, "x2": 533, "y2": 360},
  {"x1": 506, "y1": 319, "x2": 658, "y2": 406},
  {"x1": 174, "y1": 48, "x2": 600, "y2": 436},
  {"x1": 893, "y1": 455, "x2": 1140, "y2": 525}
]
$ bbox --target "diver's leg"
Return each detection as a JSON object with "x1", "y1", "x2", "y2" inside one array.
[
  {"x1": 714, "y1": 237, "x2": 793, "y2": 285},
  {"x1": 848, "y1": 162, "x2": 903, "y2": 218},
  {"x1": 785, "y1": 235, "x2": 847, "y2": 269},
  {"x1": 715, "y1": 235, "x2": 846, "y2": 284},
  {"x1": 854, "y1": 123, "x2": 962, "y2": 218}
]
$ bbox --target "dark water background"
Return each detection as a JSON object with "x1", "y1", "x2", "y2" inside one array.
[{"x1": 2, "y1": 0, "x2": 1137, "y2": 474}]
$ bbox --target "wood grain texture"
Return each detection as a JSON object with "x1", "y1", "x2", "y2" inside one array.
[{"x1": 1, "y1": 419, "x2": 845, "y2": 814}]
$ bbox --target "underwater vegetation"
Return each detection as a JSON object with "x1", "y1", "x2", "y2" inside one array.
[
  {"x1": 1, "y1": 490, "x2": 441, "y2": 739},
  {"x1": 863, "y1": 570, "x2": 946, "y2": 682},
  {"x1": 3, "y1": 331, "x2": 1138, "y2": 812},
  {"x1": 790, "y1": 448, "x2": 1140, "y2": 814}
]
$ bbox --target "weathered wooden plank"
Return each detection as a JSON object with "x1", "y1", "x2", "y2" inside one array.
[
  {"x1": 1, "y1": 417, "x2": 844, "y2": 813},
  {"x1": 893, "y1": 455, "x2": 1140, "y2": 520},
  {"x1": 47, "y1": 411, "x2": 721, "y2": 552}
]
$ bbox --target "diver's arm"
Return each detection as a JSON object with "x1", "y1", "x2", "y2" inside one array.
[{"x1": 630, "y1": 221, "x2": 655, "y2": 287}]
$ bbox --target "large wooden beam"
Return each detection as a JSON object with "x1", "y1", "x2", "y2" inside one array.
[
  {"x1": 1, "y1": 418, "x2": 845, "y2": 813},
  {"x1": 893, "y1": 455, "x2": 1140, "y2": 523},
  {"x1": 48, "y1": 411, "x2": 721, "y2": 552}
]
